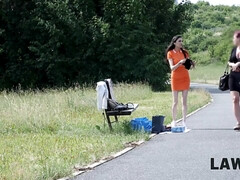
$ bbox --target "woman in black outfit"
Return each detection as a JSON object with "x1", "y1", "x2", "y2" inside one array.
[{"x1": 228, "y1": 30, "x2": 240, "y2": 130}]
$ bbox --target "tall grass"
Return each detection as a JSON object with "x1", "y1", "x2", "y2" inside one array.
[
  {"x1": 0, "y1": 83, "x2": 210, "y2": 180},
  {"x1": 190, "y1": 62, "x2": 226, "y2": 84}
]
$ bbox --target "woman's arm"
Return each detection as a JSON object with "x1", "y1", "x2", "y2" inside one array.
[
  {"x1": 228, "y1": 62, "x2": 240, "y2": 71},
  {"x1": 228, "y1": 48, "x2": 240, "y2": 71},
  {"x1": 168, "y1": 59, "x2": 186, "y2": 71}
]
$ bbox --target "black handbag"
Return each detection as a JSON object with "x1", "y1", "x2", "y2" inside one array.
[
  {"x1": 107, "y1": 99, "x2": 128, "y2": 111},
  {"x1": 182, "y1": 50, "x2": 194, "y2": 70},
  {"x1": 219, "y1": 65, "x2": 229, "y2": 91}
]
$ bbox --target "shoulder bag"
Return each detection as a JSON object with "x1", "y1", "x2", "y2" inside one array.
[
  {"x1": 219, "y1": 64, "x2": 229, "y2": 91},
  {"x1": 182, "y1": 50, "x2": 194, "y2": 70}
]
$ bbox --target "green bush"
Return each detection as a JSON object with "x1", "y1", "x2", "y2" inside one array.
[
  {"x1": 191, "y1": 51, "x2": 212, "y2": 65},
  {"x1": 209, "y1": 25, "x2": 240, "y2": 63},
  {"x1": 183, "y1": 2, "x2": 240, "y2": 64}
]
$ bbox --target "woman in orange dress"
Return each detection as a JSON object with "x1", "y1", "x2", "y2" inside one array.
[{"x1": 166, "y1": 35, "x2": 193, "y2": 129}]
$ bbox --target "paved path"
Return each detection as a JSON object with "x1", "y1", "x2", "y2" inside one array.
[{"x1": 74, "y1": 83, "x2": 240, "y2": 180}]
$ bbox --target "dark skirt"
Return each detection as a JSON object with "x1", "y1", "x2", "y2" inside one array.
[{"x1": 229, "y1": 71, "x2": 240, "y2": 92}]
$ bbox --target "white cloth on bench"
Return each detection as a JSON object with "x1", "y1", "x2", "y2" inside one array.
[{"x1": 96, "y1": 81, "x2": 109, "y2": 110}]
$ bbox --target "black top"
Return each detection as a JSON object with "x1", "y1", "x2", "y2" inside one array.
[{"x1": 229, "y1": 47, "x2": 240, "y2": 63}]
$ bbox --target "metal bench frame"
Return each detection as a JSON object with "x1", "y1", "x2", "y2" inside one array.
[{"x1": 104, "y1": 79, "x2": 138, "y2": 130}]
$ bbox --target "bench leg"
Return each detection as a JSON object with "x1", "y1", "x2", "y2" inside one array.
[
  {"x1": 106, "y1": 114, "x2": 113, "y2": 131},
  {"x1": 114, "y1": 115, "x2": 118, "y2": 122}
]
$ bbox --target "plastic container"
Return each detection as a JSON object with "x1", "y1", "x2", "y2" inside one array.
[{"x1": 171, "y1": 126, "x2": 185, "y2": 133}]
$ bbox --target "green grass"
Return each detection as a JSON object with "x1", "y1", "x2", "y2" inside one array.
[
  {"x1": 0, "y1": 84, "x2": 211, "y2": 180},
  {"x1": 190, "y1": 62, "x2": 226, "y2": 84}
]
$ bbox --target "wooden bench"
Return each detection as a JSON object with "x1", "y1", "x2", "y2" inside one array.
[{"x1": 104, "y1": 79, "x2": 139, "y2": 130}]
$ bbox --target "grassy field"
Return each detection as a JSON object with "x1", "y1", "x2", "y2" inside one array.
[
  {"x1": 190, "y1": 62, "x2": 226, "y2": 84},
  {"x1": 0, "y1": 83, "x2": 211, "y2": 180}
]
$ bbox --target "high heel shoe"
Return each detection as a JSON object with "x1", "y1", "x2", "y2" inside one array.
[
  {"x1": 233, "y1": 124, "x2": 240, "y2": 131},
  {"x1": 171, "y1": 121, "x2": 176, "y2": 127},
  {"x1": 182, "y1": 121, "x2": 187, "y2": 129}
]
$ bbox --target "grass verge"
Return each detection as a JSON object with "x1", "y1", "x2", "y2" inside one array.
[
  {"x1": 0, "y1": 83, "x2": 211, "y2": 180},
  {"x1": 190, "y1": 62, "x2": 226, "y2": 84}
]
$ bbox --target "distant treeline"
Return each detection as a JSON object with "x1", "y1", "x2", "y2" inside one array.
[
  {"x1": 0, "y1": 0, "x2": 192, "y2": 91},
  {"x1": 183, "y1": 1, "x2": 240, "y2": 64}
]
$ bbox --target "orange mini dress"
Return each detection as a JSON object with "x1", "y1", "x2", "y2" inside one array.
[{"x1": 167, "y1": 49, "x2": 190, "y2": 91}]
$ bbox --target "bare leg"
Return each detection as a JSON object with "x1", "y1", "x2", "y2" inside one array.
[
  {"x1": 182, "y1": 90, "x2": 188, "y2": 125},
  {"x1": 230, "y1": 91, "x2": 240, "y2": 125},
  {"x1": 171, "y1": 91, "x2": 179, "y2": 126}
]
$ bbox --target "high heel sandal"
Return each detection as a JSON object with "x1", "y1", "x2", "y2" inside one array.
[{"x1": 233, "y1": 124, "x2": 240, "y2": 131}]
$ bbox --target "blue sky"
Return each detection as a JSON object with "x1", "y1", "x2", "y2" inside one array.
[{"x1": 177, "y1": 0, "x2": 240, "y2": 6}]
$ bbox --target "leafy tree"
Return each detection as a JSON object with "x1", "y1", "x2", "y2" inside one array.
[
  {"x1": 0, "y1": 0, "x2": 193, "y2": 91},
  {"x1": 183, "y1": 2, "x2": 240, "y2": 65}
]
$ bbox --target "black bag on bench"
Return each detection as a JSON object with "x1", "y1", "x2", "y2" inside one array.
[{"x1": 107, "y1": 99, "x2": 134, "y2": 111}]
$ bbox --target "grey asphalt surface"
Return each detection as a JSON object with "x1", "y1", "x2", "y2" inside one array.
[{"x1": 74, "y1": 83, "x2": 240, "y2": 180}]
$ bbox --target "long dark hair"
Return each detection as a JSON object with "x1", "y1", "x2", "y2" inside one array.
[{"x1": 165, "y1": 35, "x2": 187, "y2": 64}]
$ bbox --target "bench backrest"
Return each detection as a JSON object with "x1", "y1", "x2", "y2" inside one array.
[{"x1": 104, "y1": 79, "x2": 115, "y2": 101}]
